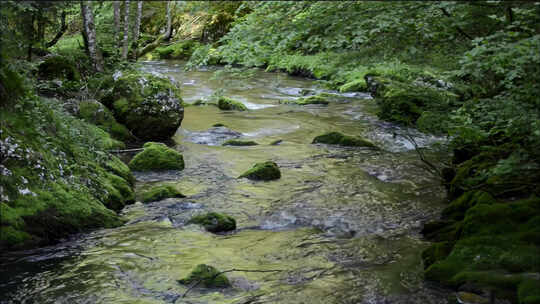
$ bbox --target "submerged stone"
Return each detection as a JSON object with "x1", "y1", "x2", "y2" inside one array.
[
  {"x1": 312, "y1": 131, "x2": 377, "y2": 148},
  {"x1": 128, "y1": 142, "x2": 184, "y2": 171},
  {"x1": 217, "y1": 96, "x2": 248, "y2": 111},
  {"x1": 222, "y1": 139, "x2": 258, "y2": 146},
  {"x1": 188, "y1": 212, "x2": 236, "y2": 233},
  {"x1": 212, "y1": 123, "x2": 226, "y2": 127},
  {"x1": 141, "y1": 185, "x2": 185, "y2": 203},
  {"x1": 239, "y1": 161, "x2": 281, "y2": 181},
  {"x1": 107, "y1": 72, "x2": 184, "y2": 140},
  {"x1": 281, "y1": 94, "x2": 330, "y2": 105},
  {"x1": 178, "y1": 264, "x2": 230, "y2": 288}
]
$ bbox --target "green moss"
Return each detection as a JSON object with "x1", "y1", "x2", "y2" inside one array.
[
  {"x1": 339, "y1": 79, "x2": 367, "y2": 92},
  {"x1": 156, "y1": 40, "x2": 200, "y2": 59},
  {"x1": 238, "y1": 161, "x2": 281, "y2": 181},
  {"x1": 519, "y1": 279, "x2": 540, "y2": 304},
  {"x1": 78, "y1": 100, "x2": 134, "y2": 142},
  {"x1": 188, "y1": 212, "x2": 236, "y2": 233},
  {"x1": 141, "y1": 185, "x2": 185, "y2": 203},
  {"x1": 422, "y1": 241, "x2": 454, "y2": 269},
  {"x1": 312, "y1": 131, "x2": 377, "y2": 148},
  {"x1": 222, "y1": 139, "x2": 258, "y2": 146},
  {"x1": 217, "y1": 96, "x2": 248, "y2": 111},
  {"x1": 281, "y1": 94, "x2": 330, "y2": 105},
  {"x1": 101, "y1": 171, "x2": 135, "y2": 211},
  {"x1": 128, "y1": 142, "x2": 185, "y2": 171},
  {"x1": 178, "y1": 264, "x2": 230, "y2": 288},
  {"x1": 105, "y1": 156, "x2": 135, "y2": 186},
  {"x1": 109, "y1": 72, "x2": 184, "y2": 140},
  {"x1": 37, "y1": 55, "x2": 80, "y2": 81}
]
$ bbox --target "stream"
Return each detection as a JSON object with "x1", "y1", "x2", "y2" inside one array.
[{"x1": 0, "y1": 60, "x2": 452, "y2": 304}]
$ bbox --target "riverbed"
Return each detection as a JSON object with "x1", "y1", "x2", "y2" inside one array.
[{"x1": 0, "y1": 60, "x2": 451, "y2": 304}]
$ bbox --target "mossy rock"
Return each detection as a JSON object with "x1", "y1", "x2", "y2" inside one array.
[
  {"x1": 155, "y1": 40, "x2": 200, "y2": 60},
  {"x1": 270, "y1": 139, "x2": 283, "y2": 145},
  {"x1": 78, "y1": 100, "x2": 134, "y2": 142},
  {"x1": 281, "y1": 94, "x2": 330, "y2": 105},
  {"x1": 222, "y1": 139, "x2": 258, "y2": 146},
  {"x1": 339, "y1": 79, "x2": 367, "y2": 93},
  {"x1": 37, "y1": 55, "x2": 80, "y2": 81},
  {"x1": 178, "y1": 264, "x2": 230, "y2": 288},
  {"x1": 212, "y1": 123, "x2": 226, "y2": 127},
  {"x1": 128, "y1": 142, "x2": 184, "y2": 171},
  {"x1": 239, "y1": 161, "x2": 281, "y2": 181},
  {"x1": 217, "y1": 96, "x2": 247, "y2": 111},
  {"x1": 141, "y1": 185, "x2": 185, "y2": 203},
  {"x1": 108, "y1": 72, "x2": 184, "y2": 140},
  {"x1": 188, "y1": 212, "x2": 236, "y2": 233},
  {"x1": 104, "y1": 156, "x2": 135, "y2": 186},
  {"x1": 312, "y1": 131, "x2": 377, "y2": 148}
]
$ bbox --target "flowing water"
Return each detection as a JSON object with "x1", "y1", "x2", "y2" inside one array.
[{"x1": 1, "y1": 61, "x2": 452, "y2": 304}]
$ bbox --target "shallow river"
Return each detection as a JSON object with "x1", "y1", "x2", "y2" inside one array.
[{"x1": 1, "y1": 61, "x2": 451, "y2": 303}]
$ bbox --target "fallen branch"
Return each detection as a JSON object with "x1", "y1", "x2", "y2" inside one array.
[{"x1": 181, "y1": 268, "x2": 283, "y2": 298}]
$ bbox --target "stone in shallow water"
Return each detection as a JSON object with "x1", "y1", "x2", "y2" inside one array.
[
  {"x1": 128, "y1": 142, "x2": 184, "y2": 171},
  {"x1": 456, "y1": 292, "x2": 489, "y2": 304},
  {"x1": 141, "y1": 185, "x2": 185, "y2": 203},
  {"x1": 239, "y1": 161, "x2": 281, "y2": 181},
  {"x1": 188, "y1": 212, "x2": 236, "y2": 233},
  {"x1": 222, "y1": 139, "x2": 258, "y2": 146},
  {"x1": 312, "y1": 131, "x2": 377, "y2": 148},
  {"x1": 178, "y1": 264, "x2": 230, "y2": 288}
]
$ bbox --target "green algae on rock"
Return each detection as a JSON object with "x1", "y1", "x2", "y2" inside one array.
[
  {"x1": 222, "y1": 139, "x2": 258, "y2": 146},
  {"x1": 178, "y1": 264, "x2": 230, "y2": 288},
  {"x1": 312, "y1": 131, "x2": 377, "y2": 148},
  {"x1": 107, "y1": 71, "x2": 184, "y2": 140},
  {"x1": 128, "y1": 142, "x2": 185, "y2": 171},
  {"x1": 239, "y1": 161, "x2": 281, "y2": 181},
  {"x1": 281, "y1": 94, "x2": 330, "y2": 105},
  {"x1": 217, "y1": 96, "x2": 248, "y2": 111},
  {"x1": 188, "y1": 212, "x2": 236, "y2": 233},
  {"x1": 141, "y1": 185, "x2": 185, "y2": 203}
]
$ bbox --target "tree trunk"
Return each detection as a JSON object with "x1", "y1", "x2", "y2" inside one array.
[
  {"x1": 165, "y1": 1, "x2": 172, "y2": 41},
  {"x1": 81, "y1": 1, "x2": 104, "y2": 72},
  {"x1": 122, "y1": 0, "x2": 130, "y2": 60},
  {"x1": 113, "y1": 1, "x2": 121, "y2": 50},
  {"x1": 46, "y1": 11, "x2": 68, "y2": 48},
  {"x1": 131, "y1": 1, "x2": 143, "y2": 60},
  {"x1": 27, "y1": 13, "x2": 35, "y2": 61}
]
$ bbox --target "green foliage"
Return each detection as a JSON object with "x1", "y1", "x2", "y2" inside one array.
[
  {"x1": 155, "y1": 40, "x2": 201, "y2": 60},
  {"x1": 239, "y1": 161, "x2": 281, "y2": 181},
  {"x1": 141, "y1": 185, "x2": 185, "y2": 203},
  {"x1": 312, "y1": 132, "x2": 377, "y2": 148},
  {"x1": 37, "y1": 55, "x2": 80, "y2": 81},
  {"x1": 188, "y1": 212, "x2": 236, "y2": 233},
  {"x1": 128, "y1": 142, "x2": 184, "y2": 172},
  {"x1": 178, "y1": 264, "x2": 230, "y2": 288},
  {"x1": 78, "y1": 100, "x2": 134, "y2": 142}
]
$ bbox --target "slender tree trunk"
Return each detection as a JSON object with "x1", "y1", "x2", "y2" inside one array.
[
  {"x1": 165, "y1": 1, "x2": 172, "y2": 41},
  {"x1": 46, "y1": 11, "x2": 67, "y2": 48},
  {"x1": 132, "y1": 1, "x2": 143, "y2": 60},
  {"x1": 122, "y1": 0, "x2": 130, "y2": 60},
  {"x1": 81, "y1": 1, "x2": 104, "y2": 72},
  {"x1": 113, "y1": 1, "x2": 121, "y2": 50},
  {"x1": 81, "y1": 3, "x2": 90, "y2": 55},
  {"x1": 27, "y1": 13, "x2": 35, "y2": 61}
]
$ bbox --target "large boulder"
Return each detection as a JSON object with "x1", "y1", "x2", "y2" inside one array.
[
  {"x1": 105, "y1": 72, "x2": 184, "y2": 140},
  {"x1": 128, "y1": 142, "x2": 185, "y2": 171}
]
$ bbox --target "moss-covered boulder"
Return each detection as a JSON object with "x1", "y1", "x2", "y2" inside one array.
[
  {"x1": 37, "y1": 55, "x2": 80, "y2": 81},
  {"x1": 155, "y1": 40, "x2": 200, "y2": 60},
  {"x1": 212, "y1": 123, "x2": 226, "y2": 127},
  {"x1": 141, "y1": 185, "x2": 185, "y2": 203},
  {"x1": 281, "y1": 94, "x2": 330, "y2": 105},
  {"x1": 178, "y1": 264, "x2": 230, "y2": 288},
  {"x1": 312, "y1": 131, "x2": 377, "y2": 148},
  {"x1": 239, "y1": 161, "x2": 281, "y2": 181},
  {"x1": 217, "y1": 96, "x2": 247, "y2": 111},
  {"x1": 339, "y1": 79, "x2": 367, "y2": 93},
  {"x1": 128, "y1": 142, "x2": 184, "y2": 171},
  {"x1": 78, "y1": 100, "x2": 134, "y2": 142},
  {"x1": 106, "y1": 72, "x2": 184, "y2": 140},
  {"x1": 188, "y1": 212, "x2": 236, "y2": 233},
  {"x1": 222, "y1": 139, "x2": 258, "y2": 146}
]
